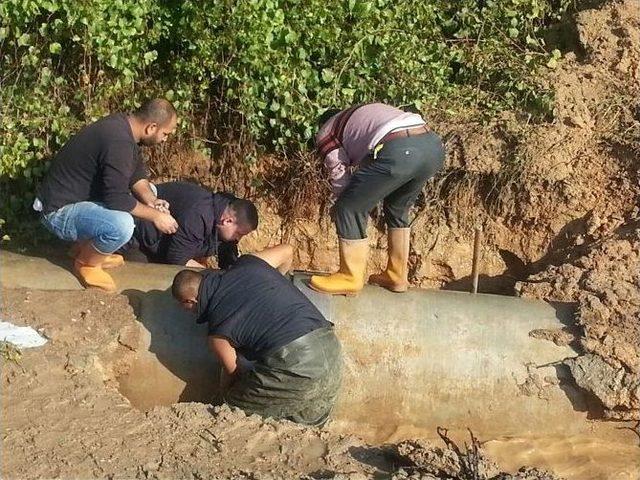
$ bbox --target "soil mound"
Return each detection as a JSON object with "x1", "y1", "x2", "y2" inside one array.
[
  {"x1": 517, "y1": 227, "x2": 640, "y2": 420},
  {"x1": 393, "y1": 437, "x2": 561, "y2": 479},
  {"x1": 514, "y1": 0, "x2": 640, "y2": 422}
]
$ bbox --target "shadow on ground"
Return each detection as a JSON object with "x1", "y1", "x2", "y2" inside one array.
[{"x1": 121, "y1": 287, "x2": 221, "y2": 406}]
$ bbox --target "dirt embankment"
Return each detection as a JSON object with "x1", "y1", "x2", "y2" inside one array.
[
  {"x1": 155, "y1": 1, "x2": 640, "y2": 300},
  {"x1": 237, "y1": 0, "x2": 637, "y2": 421},
  {"x1": 517, "y1": 226, "x2": 640, "y2": 420},
  {"x1": 1, "y1": 287, "x2": 560, "y2": 480},
  {"x1": 514, "y1": 1, "x2": 640, "y2": 421}
]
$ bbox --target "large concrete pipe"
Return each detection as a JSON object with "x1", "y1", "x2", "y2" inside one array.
[{"x1": 0, "y1": 251, "x2": 634, "y2": 452}]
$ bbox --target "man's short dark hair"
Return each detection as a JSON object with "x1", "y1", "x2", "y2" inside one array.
[
  {"x1": 172, "y1": 269, "x2": 202, "y2": 299},
  {"x1": 317, "y1": 108, "x2": 341, "y2": 128},
  {"x1": 133, "y1": 98, "x2": 177, "y2": 126},
  {"x1": 229, "y1": 198, "x2": 259, "y2": 231}
]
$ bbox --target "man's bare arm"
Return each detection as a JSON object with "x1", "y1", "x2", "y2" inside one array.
[
  {"x1": 208, "y1": 336, "x2": 239, "y2": 391},
  {"x1": 208, "y1": 336, "x2": 238, "y2": 375},
  {"x1": 185, "y1": 259, "x2": 207, "y2": 268},
  {"x1": 249, "y1": 244, "x2": 293, "y2": 274}
]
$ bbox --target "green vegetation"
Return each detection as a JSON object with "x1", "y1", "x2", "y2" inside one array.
[
  {"x1": 0, "y1": 340, "x2": 24, "y2": 370},
  {"x1": 1, "y1": 0, "x2": 571, "y2": 231}
]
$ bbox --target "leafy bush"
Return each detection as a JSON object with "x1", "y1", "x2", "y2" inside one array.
[
  {"x1": 0, "y1": 0, "x2": 571, "y2": 230},
  {"x1": 1, "y1": 0, "x2": 162, "y2": 222}
]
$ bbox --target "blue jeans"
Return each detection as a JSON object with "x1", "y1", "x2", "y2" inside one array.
[{"x1": 41, "y1": 202, "x2": 135, "y2": 254}]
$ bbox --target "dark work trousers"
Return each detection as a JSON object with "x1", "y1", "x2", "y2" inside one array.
[
  {"x1": 225, "y1": 327, "x2": 343, "y2": 427},
  {"x1": 334, "y1": 131, "x2": 445, "y2": 239}
]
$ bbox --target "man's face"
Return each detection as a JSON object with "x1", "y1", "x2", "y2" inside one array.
[
  {"x1": 217, "y1": 211, "x2": 254, "y2": 242},
  {"x1": 140, "y1": 115, "x2": 178, "y2": 146}
]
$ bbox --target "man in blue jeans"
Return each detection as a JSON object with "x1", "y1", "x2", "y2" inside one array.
[{"x1": 35, "y1": 98, "x2": 179, "y2": 292}]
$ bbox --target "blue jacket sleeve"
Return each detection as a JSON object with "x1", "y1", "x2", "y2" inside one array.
[{"x1": 164, "y1": 211, "x2": 205, "y2": 265}]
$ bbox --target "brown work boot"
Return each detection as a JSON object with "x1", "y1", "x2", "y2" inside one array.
[
  {"x1": 69, "y1": 241, "x2": 124, "y2": 269},
  {"x1": 73, "y1": 242, "x2": 117, "y2": 292},
  {"x1": 369, "y1": 227, "x2": 410, "y2": 292},
  {"x1": 309, "y1": 238, "x2": 369, "y2": 296}
]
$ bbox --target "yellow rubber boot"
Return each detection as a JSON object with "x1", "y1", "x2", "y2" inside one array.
[
  {"x1": 73, "y1": 243, "x2": 117, "y2": 293},
  {"x1": 69, "y1": 242, "x2": 124, "y2": 269},
  {"x1": 369, "y1": 227, "x2": 410, "y2": 292},
  {"x1": 101, "y1": 253, "x2": 125, "y2": 269},
  {"x1": 310, "y1": 238, "x2": 369, "y2": 296}
]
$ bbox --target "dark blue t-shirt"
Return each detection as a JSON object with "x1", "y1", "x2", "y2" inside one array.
[
  {"x1": 195, "y1": 255, "x2": 331, "y2": 361},
  {"x1": 132, "y1": 181, "x2": 239, "y2": 267}
]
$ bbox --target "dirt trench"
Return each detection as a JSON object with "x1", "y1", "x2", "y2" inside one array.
[{"x1": 2, "y1": 287, "x2": 572, "y2": 480}]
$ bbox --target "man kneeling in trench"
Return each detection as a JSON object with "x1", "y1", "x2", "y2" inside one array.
[{"x1": 171, "y1": 245, "x2": 343, "y2": 426}]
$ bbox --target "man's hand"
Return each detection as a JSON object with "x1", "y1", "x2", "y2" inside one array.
[
  {"x1": 148, "y1": 198, "x2": 170, "y2": 213},
  {"x1": 185, "y1": 258, "x2": 207, "y2": 268},
  {"x1": 153, "y1": 212, "x2": 179, "y2": 234}
]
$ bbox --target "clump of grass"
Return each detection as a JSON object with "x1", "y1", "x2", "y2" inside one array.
[{"x1": 0, "y1": 340, "x2": 24, "y2": 370}]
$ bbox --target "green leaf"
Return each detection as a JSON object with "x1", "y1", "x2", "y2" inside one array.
[
  {"x1": 17, "y1": 33, "x2": 31, "y2": 47},
  {"x1": 49, "y1": 42, "x2": 62, "y2": 54},
  {"x1": 284, "y1": 30, "x2": 297, "y2": 44},
  {"x1": 321, "y1": 68, "x2": 335, "y2": 83},
  {"x1": 143, "y1": 50, "x2": 158, "y2": 64}
]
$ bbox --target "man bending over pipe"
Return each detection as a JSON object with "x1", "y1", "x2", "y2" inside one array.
[
  {"x1": 35, "y1": 99, "x2": 179, "y2": 292},
  {"x1": 172, "y1": 245, "x2": 343, "y2": 426},
  {"x1": 310, "y1": 103, "x2": 445, "y2": 296},
  {"x1": 124, "y1": 181, "x2": 258, "y2": 269}
]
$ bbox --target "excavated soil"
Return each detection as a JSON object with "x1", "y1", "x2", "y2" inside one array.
[
  {"x1": 517, "y1": 226, "x2": 640, "y2": 420},
  {"x1": 2, "y1": 1, "x2": 639, "y2": 478},
  {"x1": 1, "y1": 287, "x2": 561, "y2": 480},
  {"x1": 512, "y1": 0, "x2": 640, "y2": 422}
]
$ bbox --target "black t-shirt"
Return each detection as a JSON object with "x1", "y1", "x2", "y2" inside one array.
[
  {"x1": 133, "y1": 181, "x2": 239, "y2": 267},
  {"x1": 38, "y1": 113, "x2": 146, "y2": 214},
  {"x1": 195, "y1": 255, "x2": 332, "y2": 361}
]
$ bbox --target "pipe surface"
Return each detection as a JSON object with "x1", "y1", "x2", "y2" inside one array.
[{"x1": 0, "y1": 250, "x2": 632, "y2": 445}]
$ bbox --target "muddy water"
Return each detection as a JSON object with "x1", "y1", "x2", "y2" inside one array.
[
  {"x1": 484, "y1": 435, "x2": 640, "y2": 480},
  {"x1": 328, "y1": 419, "x2": 640, "y2": 480}
]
